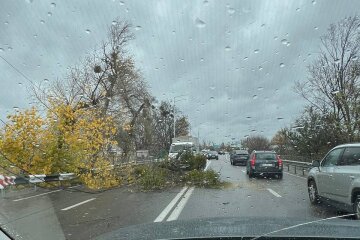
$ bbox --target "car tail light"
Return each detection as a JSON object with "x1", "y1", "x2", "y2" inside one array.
[
  {"x1": 277, "y1": 155, "x2": 283, "y2": 167},
  {"x1": 250, "y1": 155, "x2": 256, "y2": 167}
]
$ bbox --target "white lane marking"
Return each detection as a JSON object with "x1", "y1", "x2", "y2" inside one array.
[
  {"x1": 13, "y1": 189, "x2": 62, "y2": 202},
  {"x1": 284, "y1": 172, "x2": 306, "y2": 179},
  {"x1": 154, "y1": 187, "x2": 189, "y2": 222},
  {"x1": 267, "y1": 188, "x2": 282, "y2": 198},
  {"x1": 204, "y1": 161, "x2": 211, "y2": 171},
  {"x1": 61, "y1": 198, "x2": 96, "y2": 211},
  {"x1": 167, "y1": 187, "x2": 195, "y2": 221}
]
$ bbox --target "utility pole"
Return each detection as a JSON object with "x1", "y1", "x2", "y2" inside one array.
[{"x1": 173, "y1": 97, "x2": 176, "y2": 139}]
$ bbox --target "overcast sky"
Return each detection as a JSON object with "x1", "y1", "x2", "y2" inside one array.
[{"x1": 0, "y1": 0, "x2": 359, "y2": 144}]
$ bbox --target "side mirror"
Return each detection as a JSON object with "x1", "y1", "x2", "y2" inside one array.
[{"x1": 312, "y1": 160, "x2": 320, "y2": 168}]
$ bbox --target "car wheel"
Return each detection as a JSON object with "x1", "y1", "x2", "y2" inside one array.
[
  {"x1": 278, "y1": 173, "x2": 283, "y2": 179},
  {"x1": 246, "y1": 169, "x2": 249, "y2": 175},
  {"x1": 308, "y1": 180, "x2": 320, "y2": 205},
  {"x1": 248, "y1": 170, "x2": 255, "y2": 178},
  {"x1": 230, "y1": 160, "x2": 233, "y2": 165},
  {"x1": 353, "y1": 196, "x2": 360, "y2": 220}
]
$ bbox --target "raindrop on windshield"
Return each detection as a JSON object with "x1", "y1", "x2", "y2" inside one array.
[
  {"x1": 227, "y1": 8, "x2": 235, "y2": 14},
  {"x1": 296, "y1": 7, "x2": 300, "y2": 11},
  {"x1": 258, "y1": 87, "x2": 264, "y2": 91},
  {"x1": 274, "y1": 36, "x2": 278, "y2": 40},
  {"x1": 279, "y1": 63, "x2": 285, "y2": 68},
  {"x1": 85, "y1": 29, "x2": 91, "y2": 34},
  {"x1": 254, "y1": 49, "x2": 259, "y2": 53},
  {"x1": 112, "y1": 21, "x2": 117, "y2": 25},
  {"x1": 119, "y1": 1, "x2": 125, "y2": 5},
  {"x1": 314, "y1": 26, "x2": 318, "y2": 30},
  {"x1": 203, "y1": 0, "x2": 209, "y2": 5},
  {"x1": 312, "y1": 0, "x2": 316, "y2": 4},
  {"x1": 50, "y1": 2, "x2": 56, "y2": 7},
  {"x1": 258, "y1": 66, "x2": 263, "y2": 71},
  {"x1": 44, "y1": 79, "x2": 49, "y2": 83},
  {"x1": 225, "y1": 46, "x2": 231, "y2": 51},
  {"x1": 210, "y1": 97, "x2": 215, "y2": 102},
  {"x1": 243, "y1": 57, "x2": 248, "y2": 61},
  {"x1": 47, "y1": 12, "x2": 52, "y2": 17},
  {"x1": 40, "y1": 20, "x2": 45, "y2": 24},
  {"x1": 351, "y1": 55, "x2": 358, "y2": 60},
  {"x1": 4, "y1": 21, "x2": 9, "y2": 25},
  {"x1": 281, "y1": 39, "x2": 288, "y2": 45},
  {"x1": 0, "y1": 48, "x2": 4, "y2": 52},
  {"x1": 13, "y1": 107, "x2": 19, "y2": 111},
  {"x1": 195, "y1": 18, "x2": 206, "y2": 28},
  {"x1": 277, "y1": 117, "x2": 284, "y2": 120},
  {"x1": 200, "y1": 58, "x2": 204, "y2": 62},
  {"x1": 334, "y1": 58, "x2": 341, "y2": 64},
  {"x1": 135, "y1": 26, "x2": 142, "y2": 31},
  {"x1": 209, "y1": 85, "x2": 215, "y2": 90},
  {"x1": 252, "y1": 95, "x2": 258, "y2": 99},
  {"x1": 261, "y1": 23, "x2": 266, "y2": 27}
]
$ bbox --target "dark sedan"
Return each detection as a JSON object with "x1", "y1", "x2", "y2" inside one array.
[
  {"x1": 207, "y1": 151, "x2": 219, "y2": 160},
  {"x1": 230, "y1": 150, "x2": 249, "y2": 166}
]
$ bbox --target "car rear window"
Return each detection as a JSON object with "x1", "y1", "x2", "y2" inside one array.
[
  {"x1": 256, "y1": 153, "x2": 276, "y2": 160},
  {"x1": 235, "y1": 150, "x2": 248, "y2": 155}
]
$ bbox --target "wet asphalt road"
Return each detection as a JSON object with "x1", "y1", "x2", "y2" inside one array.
[{"x1": 0, "y1": 154, "x2": 346, "y2": 239}]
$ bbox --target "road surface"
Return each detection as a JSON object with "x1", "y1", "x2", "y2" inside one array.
[{"x1": 0, "y1": 154, "x2": 347, "y2": 239}]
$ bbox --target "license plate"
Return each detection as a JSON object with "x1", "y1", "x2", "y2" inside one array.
[{"x1": 262, "y1": 164, "x2": 273, "y2": 167}]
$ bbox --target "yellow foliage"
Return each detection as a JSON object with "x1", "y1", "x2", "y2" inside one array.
[{"x1": 0, "y1": 103, "x2": 119, "y2": 189}]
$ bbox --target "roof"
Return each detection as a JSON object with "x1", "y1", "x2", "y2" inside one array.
[
  {"x1": 252, "y1": 150, "x2": 276, "y2": 153},
  {"x1": 333, "y1": 143, "x2": 360, "y2": 148},
  {"x1": 171, "y1": 142, "x2": 194, "y2": 145},
  {"x1": 234, "y1": 150, "x2": 248, "y2": 154}
]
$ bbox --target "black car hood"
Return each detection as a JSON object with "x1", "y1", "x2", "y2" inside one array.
[{"x1": 96, "y1": 216, "x2": 360, "y2": 240}]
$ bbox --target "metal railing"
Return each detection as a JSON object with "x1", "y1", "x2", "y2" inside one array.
[{"x1": 283, "y1": 159, "x2": 312, "y2": 176}]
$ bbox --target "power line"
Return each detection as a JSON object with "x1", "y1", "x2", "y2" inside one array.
[{"x1": 0, "y1": 55, "x2": 35, "y2": 85}]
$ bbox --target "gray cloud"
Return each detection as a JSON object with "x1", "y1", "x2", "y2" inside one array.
[{"x1": 0, "y1": 0, "x2": 359, "y2": 143}]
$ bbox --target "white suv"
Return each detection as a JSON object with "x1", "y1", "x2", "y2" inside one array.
[{"x1": 308, "y1": 143, "x2": 360, "y2": 219}]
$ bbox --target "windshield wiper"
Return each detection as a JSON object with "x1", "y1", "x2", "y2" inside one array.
[{"x1": 251, "y1": 213, "x2": 355, "y2": 240}]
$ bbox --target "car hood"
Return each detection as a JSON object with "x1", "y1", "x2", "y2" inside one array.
[{"x1": 96, "y1": 216, "x2": 360, "y2": 239}]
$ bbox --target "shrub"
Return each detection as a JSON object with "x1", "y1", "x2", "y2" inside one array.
[
  {"x1": 184, "y1": 169, "x2": 221, "y2": 188},
  {"x1": 191, "y1": 154, "x2": 206, "y2": 170},
  {"x1": 179, "y1": 151, "x2": 206, "y2": 170},
  {"x1": 137, "y1": 165, "x2": 167, "y2": 190}
]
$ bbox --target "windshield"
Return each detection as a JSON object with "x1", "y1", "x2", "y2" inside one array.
[
  {"x1": 1, "y1": 1, "x2": 360, "y2": 239},
  {"x1": 170, "y1": 145, "x2": 192, "y2": 153}
]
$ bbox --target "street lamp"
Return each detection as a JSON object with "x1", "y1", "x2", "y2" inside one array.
[{"x1": 173, "y1": 95, "x2": 187, "y2": 138}]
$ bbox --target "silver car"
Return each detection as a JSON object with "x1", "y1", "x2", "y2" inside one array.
[{"x1": 308, "y1": 143, "x2": 360, "y2": 219}]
